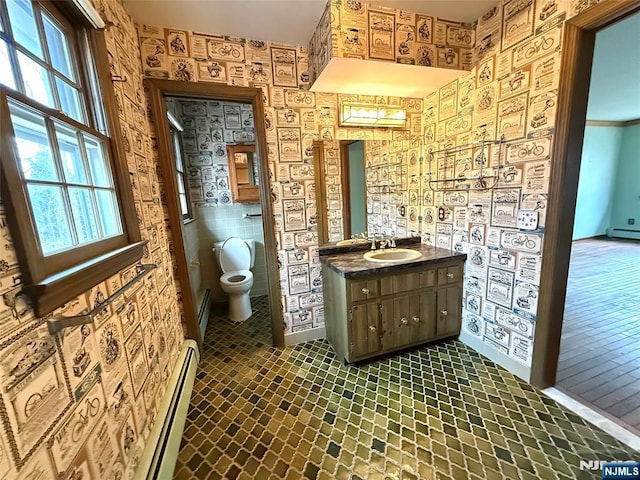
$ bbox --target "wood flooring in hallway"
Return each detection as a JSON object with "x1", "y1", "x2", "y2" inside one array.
[{"x1": 556, "y1": 238, "x2": 640, "y2": 435}]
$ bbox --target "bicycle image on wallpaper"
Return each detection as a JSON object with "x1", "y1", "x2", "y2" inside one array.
[{"x1": 427, "y1": 134, "x2": 505, "y2": 191}]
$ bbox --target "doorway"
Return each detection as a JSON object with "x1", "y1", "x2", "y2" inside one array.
[
  {"x1": 551, "y1": 10, "x2": 640, "y2": 432},
  {"x1": 340, "y1": 140, "x2": 367, "y2": 238},
  {"x1": 530, "y1": 0, "x2": 640, "y2": 414},
  {"x1": 146, "y1": 80, "x2": 284, "y2": 350}
]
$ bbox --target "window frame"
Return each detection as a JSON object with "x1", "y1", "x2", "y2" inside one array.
[
  {"x1": 0, "y1": 0, "x2": 144, "y2": 317},
  {"x1": 167, "y1": 116, "x2": 193, "y2": 223}
]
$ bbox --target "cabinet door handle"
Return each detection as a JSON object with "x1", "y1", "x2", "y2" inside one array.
[
  {"x1": 412, "y1": 316, "x2": 420, "y2": 323},
  {"x1": 441, "y1": 310, "x2": 448, "y2": 317},
  {"x1": 400, "y1": 317, "x2": 408, "y2": 325},
  {"x1": 361, "y1": 288, "x2": 370, "y2": 295},
  {"x1": 446, "y1": 273, "x2": 454, "y2": 279},
  {"x1": 369, "y1": 325, "x2": 377, "y2": 332}
]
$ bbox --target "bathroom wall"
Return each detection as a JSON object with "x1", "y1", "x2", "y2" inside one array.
[
  {"x1": 135, "y1": 23, "x2": 423, "y2": 336},
  {"x1": 166, "y1": 97, "x2": 267, "y2": 304},
  {"x1": 364, "y1": 139, "x2": 420, "y2": 238},
  {"x1": 0, "y1": 0, "x2": 186, "y2": 477},
  {"x1": 573, "y1": 126, "x2": 622, "y2": 240}
]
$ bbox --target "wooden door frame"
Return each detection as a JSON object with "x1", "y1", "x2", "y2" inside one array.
[
  {"x1": 530, "y1": 0, "x2": 640, "y2": 387},
  {"x1": 145, "y1": 80, "x2": 285, "y2": 350}
]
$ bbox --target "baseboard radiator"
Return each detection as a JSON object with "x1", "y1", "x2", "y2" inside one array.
[
  {"x1": 198, "y1": 289, "x2": 212, "y2": 339},
  {"x1": 607, "y1": 228, "x2": 640, "y2": 240},
  {"x1": 135, "y1": 339, "x2": 200, "y2": 479}
]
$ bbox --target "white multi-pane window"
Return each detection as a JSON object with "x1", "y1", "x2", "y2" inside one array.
[
  {"x1": 172, "y1": 129, "x2": 191, "y2": 219},
  {"x1": 167, "y1": 108, "x2": 192, "y2": 221},
  {"x1": 0, "y1": 0, "x2": 142, "y2": 316}
]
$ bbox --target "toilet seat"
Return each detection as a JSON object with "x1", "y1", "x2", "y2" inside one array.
[{"x1": 221, "y1": 270, "x2": 253, "y2": 286}]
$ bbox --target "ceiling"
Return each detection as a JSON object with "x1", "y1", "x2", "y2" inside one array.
[
  {"x1": 587, "y1": 11, "x2": 640, "y2": 122},
  {"x1": 123, "y1": 0, "x2": 498, "y2": 47}
]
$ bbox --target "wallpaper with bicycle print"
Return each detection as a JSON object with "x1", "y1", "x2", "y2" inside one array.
[
  {"x1": 307, "y1": 0, "x2": 477, "y2": 85},
  {"x1": 136, "y1": 23, "x2": 423, "y2": 336},
  {"x1": 422, "y1": 0, "x2": 606, "y2": 371},
  {"x1": 0, "y1": 0, "x2": 610, "y2": 477},
  {"x1": 165, "y1": 98, "x2": 257, "y2": 207},
  {"x1": 0, "y1": 0, "x2": 186, "y2": 477}
]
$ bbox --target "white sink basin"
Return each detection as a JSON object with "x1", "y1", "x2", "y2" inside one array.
[
  {"x1": 336, "y1": 238, "x2": 368, "y2": 246},
  {"x1": 363, "y1": 248, "x2": 422, "y2": 263}
]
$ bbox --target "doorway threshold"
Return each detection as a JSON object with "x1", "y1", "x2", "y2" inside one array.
[{"x1": 544, "y1": 387, "x2": 640, "y2": 450}]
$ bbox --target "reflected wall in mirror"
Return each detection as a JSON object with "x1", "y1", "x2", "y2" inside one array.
[
  {"x1": 227, "y1": 144, "x2": 259, "y2": 203},
  {"x1": 313, "y1": 139, "x2": 424, "y2": 245}
]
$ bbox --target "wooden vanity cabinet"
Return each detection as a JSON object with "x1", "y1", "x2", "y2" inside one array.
[{"x1": 322, "y1": 260, "x2": 464, "y2": 364}]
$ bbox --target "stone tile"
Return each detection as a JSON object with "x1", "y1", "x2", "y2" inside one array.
[{"x1": 175, "y1": 295, "x2": 636, "y2": 479}]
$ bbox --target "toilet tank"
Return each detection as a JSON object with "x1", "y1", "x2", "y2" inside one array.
[{"x1": 213, "y1": 238, "x2": 255, "y2": 269}]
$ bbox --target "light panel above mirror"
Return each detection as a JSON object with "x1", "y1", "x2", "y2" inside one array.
[{"x1": 310, "y1": 57, "x2": 467, "y2": 98}]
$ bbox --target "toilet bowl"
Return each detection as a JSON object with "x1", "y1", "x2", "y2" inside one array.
[{"x1": 213, "y1": 238, "x2": 255, "y2": 322}]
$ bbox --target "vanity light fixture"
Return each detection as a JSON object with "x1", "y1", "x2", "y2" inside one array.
[{"x1": 339, "y1": 102, "x2": 407, "y2": 127}]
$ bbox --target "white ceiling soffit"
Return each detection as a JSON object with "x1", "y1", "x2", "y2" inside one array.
[
  {"x1": 310, "y1": 57, "x2": 466, "y2": 98},
  {"x1": 124, "y1": 1, "x2": 499, "y2": 47}
]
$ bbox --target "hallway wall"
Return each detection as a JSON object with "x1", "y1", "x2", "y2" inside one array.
[
  {"x1": 610, "y1": 123, "x2": 640, "y2": 234},
  {"x1": 573, "y1": 125, "x2": 622, "y2": 240}
]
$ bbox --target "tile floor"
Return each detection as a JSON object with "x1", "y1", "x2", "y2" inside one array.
[
  {"x1": 557, "y1": 238, "x2": 640, "y2": 434},
  {"x1": 174, "y1": 295, "x2": 638, "y2": 480}
]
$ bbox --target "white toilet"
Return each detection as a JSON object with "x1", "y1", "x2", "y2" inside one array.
[{"x1": 213, "y1": 238, "x2": 255, "y2": 322}]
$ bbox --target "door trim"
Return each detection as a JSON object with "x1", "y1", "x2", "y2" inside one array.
[
  {"x1": 145, "y1": 80, "x2": 285, "y2": 349},
  {"x1": 530, "y1": 0, "x2": 640, "y2": 387}
]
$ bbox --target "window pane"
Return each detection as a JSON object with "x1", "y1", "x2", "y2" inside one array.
[
  {"x1": 179, "y1": 193, "x2": 188, "y2": 216},
  {"x1": 55, "y1": 123, "x2": 88, "y2": 185},
  {"x1": 84, "y1": 134, "x2": 112, "y2": 187},
  {"x1": 43, "y1": 13, "x2": 74, "y2": 80},
  {"x1": 172, "y1": 133, "x2": 183, "y2": 171},
  {"x1": 0, "y1": 40, "x2": 17, "y2": 89},
  {"x1": 95, "y1": 189, "x2": 122, "y2": 237},
  {"x1": 27, "y1": 184, "x2": 73, "y2": 254},
  {"x1": 69, "y1": 187, "x2": 100, "y2": 243},
  {"x1": 56, "y1": 77, "x2": 85, "y2": 123},
  {"x1": 176, "y1": 172, "x2": 185, "y2": 194},
  {"x1": 9, "y1": 102, "x2": 58, "y2": 181},
  {"x1": 17, "y1": 50, "x2": 54, "y2": 108},
  {"x1": 6, "y1": 0, "x2": 43, "y2": 58}
]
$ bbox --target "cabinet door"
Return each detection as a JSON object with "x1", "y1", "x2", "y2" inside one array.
[
  {"x1": 382, "y1": 295, "x2": 421, "y2": 349},
  {"x1": 350, "y1": 302, "x2": 380, "y2": 358},
  {"x1": 416, "y1": 291, "x2": 437, "y2": 342},
  {"x1": 436, "y1": 286, "x2": 462, "y2": 337}
]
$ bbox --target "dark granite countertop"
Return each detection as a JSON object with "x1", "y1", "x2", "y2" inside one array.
[
  {"x1": 318, "y1": 236, "x2": 421, "y2": 256},
  {"x1": 320, "y1": 243, "x2": 467, "y2": 278}
]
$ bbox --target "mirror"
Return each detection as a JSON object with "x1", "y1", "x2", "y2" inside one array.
[
  {"x1": 313, "y1": 139, "x2": 424, "y2": 246},
  {"x1": 227, "y1": 144, "x2": 259, "y2": 203}
]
